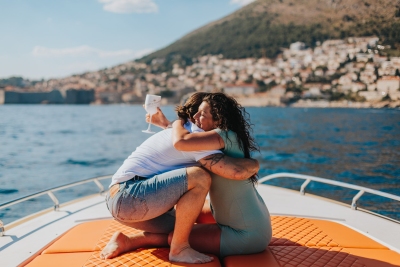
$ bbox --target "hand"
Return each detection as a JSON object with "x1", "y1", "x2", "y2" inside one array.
[{"x1": 145, "y1": 107, "x2": 171, "y2": 129}]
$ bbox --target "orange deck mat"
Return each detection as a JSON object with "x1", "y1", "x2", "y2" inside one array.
[
  {"x1": 223, "y1": 248, "x2": 281, "y2": 267},
  {"x1": 42, "y1": 219, "x2": 144, "y2": 254},
  {"x1": 342, "y1": 248, "x2": 400, "y2": 267},
  {"x1": 24, "y1": 250, "x2": 221, "y2": 267},
  {"x1": 26, "y1": 219, "x2": 221, "y2": 267},
  {"x1": 84, "y1": 248, "x2": 220, "y2": 267},
  {"x1": 268, "y1": 246, "x2": 400, "y2": 267},
  {"x1": 24, "y1": 216, "x2": 400, "y2": 267},
  {"x1": 224, "y1": 247, "x2": 400, "y2": 267},
  {"x1": 269, "y1": 216, "x2": 388, "y2": 249},
  {"x1": 224, "y1": 216, "x2": 400, "y2": 267},
  {"x1": 42, "y1": 219, "x2": 113, "y2": 254},
  {"x1": 23, "y1": 252, "x2": 94, "y2": 267}
]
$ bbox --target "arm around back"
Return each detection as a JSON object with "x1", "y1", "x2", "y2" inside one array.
[
  {"x1": 172, "y1": 120, "x2": 259, "y2": 180},
  {"x1": 198, "y1": 154, "x2": 259, "y2": 180}
]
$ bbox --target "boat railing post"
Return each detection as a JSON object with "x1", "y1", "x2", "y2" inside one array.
[
  {"x1": 300, "y1": 179, "x2": 311, "y2": 195},
  {"x1": 93, "y1": 179, "x2": 105, "y2": 194},
  {"x1": 47, "y1": 191, "x2": 60, "y2": 211},
  {"x1": 0, "y1": 219, "x2": 4, "y2": 237},
  {"x1": 351, "y1": 190, "x2": 365, "y2": 210}
]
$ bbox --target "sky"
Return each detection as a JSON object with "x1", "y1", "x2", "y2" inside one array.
[{"x1": 0, "y1": 0, "x2": 254, "y2": 80}]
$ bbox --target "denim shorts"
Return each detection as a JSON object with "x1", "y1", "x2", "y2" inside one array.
[{"x1": 106, "y1": 168, "x2": 188, "y2": 234}]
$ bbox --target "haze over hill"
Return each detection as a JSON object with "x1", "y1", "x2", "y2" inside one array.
[{"x1": 140, "y1": 0, "x2": 400, "y2": 64}]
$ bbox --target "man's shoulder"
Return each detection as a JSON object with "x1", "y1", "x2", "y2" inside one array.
[{"x1": 184, "y1": 121, "x2": 203, "y2": 133}]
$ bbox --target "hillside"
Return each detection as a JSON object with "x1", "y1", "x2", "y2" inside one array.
[
  {"x1": 139, "y1": 0, "x2": 400, "y2": 64},
  {"x1": 2, "y1": 0, "x2": 400, "y2": 109}
]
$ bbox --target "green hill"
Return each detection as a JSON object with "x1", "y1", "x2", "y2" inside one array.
[{"x1": 139, "y1": 0, "x2": 400, "y2": 65}]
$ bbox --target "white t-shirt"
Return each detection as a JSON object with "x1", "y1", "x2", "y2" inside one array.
[{"x1": 110, "y1": 121, "x2": 219, "y2": 186}]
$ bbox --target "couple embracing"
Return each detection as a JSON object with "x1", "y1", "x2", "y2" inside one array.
[{"x1": 101, "y1": 92, "x2": 272, "y2": 264}]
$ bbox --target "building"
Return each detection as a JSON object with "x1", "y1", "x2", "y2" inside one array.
[
  {"x1": 377, "y1": 76, "x2": 400, "y2": 93},
  {"x1": 65, "y1": 89, "x2": 95, "y2": 104},
  {"x1": 223, "y1": 83, "x2": 258, "y2": 96},
  {"x1": 351, "y1": 82, "x2": 367, "y2": 93},
  {"x1": 0, "y1": 89, "x2": 64, "y2": 104},
  {"x1": 290, "y1": 42, "x2": 306, "y2": 51},
  {"x1": 359, "y1": 91, "x2": 386, "y2": 101},
  {"x1": 266, "y1": 85, "x2": 286, "y2": 106},
  {"x1": 0, "y1": 89, "x2": 94, "y2": 104}
]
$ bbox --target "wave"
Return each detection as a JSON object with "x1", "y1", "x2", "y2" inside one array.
[
  {"x1": 58, "y1": 130, "x2": 75, "y2": 134},
  {"x1": 63, "y1": 158, "x2": 117, "y2": 167},
  {"x1": 0, "y1": 189, "x2": 19, "y2": 194}
]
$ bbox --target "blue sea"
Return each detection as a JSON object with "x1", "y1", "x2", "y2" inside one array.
[{"x1": 0, "y1": 105, "x2": 399, "y2": 224}]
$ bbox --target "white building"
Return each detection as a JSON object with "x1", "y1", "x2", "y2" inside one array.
[
  {"x1": 223, "y1": 84, "x2": 257, "y2": 96},
  {"x1": 377, "y1": 76, "x2": 400, "y2": 93},
  {"x1": 290, "y1": 42, "x2": 306, "y2": 51},
  {"x1": 303, "y1": 87, "x2": 322, "y2": 98},
  {"x1": 0, "y1": 89, "x2": 4, "y2": 104},
  {"x1": 359, "y1": 91, "x2": 386, "y2": 101},
  {"x1": 351, "y1": 82, "x2": 367, "y2": 93},
  {"x1": 269, "y1": 86, "x2": 286, "y2": 97}
]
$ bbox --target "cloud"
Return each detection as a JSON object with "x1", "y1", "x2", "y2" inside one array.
[
  {"x1": 98, "y1": 0, "x2": 158, "y2": 14},
  {"x1": 133, "y1": 48, "x2": 154, "y2": 58},
  {"x1": 32, "y1": 45, "x2": 153, "y2": 59},
  {"x1": 230, "y1": 0, "x2": 255, "y2": 6},
  {"x1": 64, "y1": 61, "x2": 102, "y2": 72},
  {"x1": 27, "y1": 46, "x2": 155, "y2": 79}
]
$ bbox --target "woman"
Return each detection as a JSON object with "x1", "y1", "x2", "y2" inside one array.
[
  {"x1": 100, "y1": 92, "x2": 259, "y2": 264},
  {"x1": 171, "y1": 93, "x2": 272, "y2": 258}
]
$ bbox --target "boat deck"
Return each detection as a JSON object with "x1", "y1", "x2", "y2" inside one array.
[{"x1": 1, "y1": 184, "x2": 400, "y2": 267}]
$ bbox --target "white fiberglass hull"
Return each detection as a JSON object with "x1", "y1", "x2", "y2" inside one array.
[{"x1": 1, "y1": 183, "x2": 399, "y2": 267}]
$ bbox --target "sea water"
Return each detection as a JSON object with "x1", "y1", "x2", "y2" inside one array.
[{"x1": 0, "y1": 105, "x2": 399, "y2": 223}]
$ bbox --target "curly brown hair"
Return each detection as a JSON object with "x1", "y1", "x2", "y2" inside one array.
[
  {"x1": 203, "y1": 93, "x2": 259, "y2": 184},
  {"x1": 175, "y1": 92, "x2": 210, "y2": 122},
  {"x1": 176, "y1": 92, "x2": 259, "y2": 184}
]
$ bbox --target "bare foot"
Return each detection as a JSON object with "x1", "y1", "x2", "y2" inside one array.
[
  {"x1": 100, "y1": 231, "x2": 169, "y2": 260},
  {"x1": 169, "y1": 245, "x2": 213, "y2": 264},
  {"x1": 100, "y1": 231, "x2": 131, "y2": 259}
]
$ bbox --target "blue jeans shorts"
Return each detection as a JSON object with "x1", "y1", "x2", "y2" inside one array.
[{"x1": 106, "y1": 168, "x2": 188, "y2": 234}]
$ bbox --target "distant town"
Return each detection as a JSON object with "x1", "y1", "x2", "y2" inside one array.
[{"x1": 1, "y1": 36, "x2": 400, "y2": 108}]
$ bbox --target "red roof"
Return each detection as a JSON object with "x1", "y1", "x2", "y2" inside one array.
[
  {"x1": 379, "y1": 76, "x2": 400, "y2": 81},
  {"x1": 224, "y1": 83, "x2": 258, "y2": 88}
]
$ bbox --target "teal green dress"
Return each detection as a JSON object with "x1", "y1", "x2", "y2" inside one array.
[{"x1": 211, "y1": 129, "x2": 272, "y2": 258}]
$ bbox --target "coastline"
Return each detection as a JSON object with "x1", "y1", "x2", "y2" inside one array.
[
  {"x1": 235, "y1": 93, "x2": 400, "y2": 108},
  {"x1": 290, "y1": 99, "x2": 400, "y2": 109}
]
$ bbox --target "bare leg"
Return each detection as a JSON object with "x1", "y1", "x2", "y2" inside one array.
[
  {"x1": 100, "y1": 231, "x2": 168, "y2": 259},
  {"x1": 169, "y1": 223, "x2": 222, "y2": 256},
  {"x1": 196, "y1": 199, "x2": 216, "y2": 224},
  {"x1": 169, "y1": 167, "x2": 214, "y2": 264},
  {"x1": 101, "y1": 167, "x2": 212, "y2": 263}
]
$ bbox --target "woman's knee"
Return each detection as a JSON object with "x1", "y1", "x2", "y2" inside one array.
[{"x1": 186, "y1": 167, "x2": 211, "y2": 190}]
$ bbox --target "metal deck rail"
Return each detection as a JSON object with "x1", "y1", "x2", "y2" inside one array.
[
  {"x1": 1, "y1": 173, "x2": 399, "y2": 236},
  {"x1": 0, "y1": 175, "x2": 112, "y2": 237},
  {"x1": 259, "y1": 172, "x2": 400, "y2": 220}
]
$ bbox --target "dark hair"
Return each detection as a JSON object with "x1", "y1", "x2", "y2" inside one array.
[
  {"x1": 203, "y1": 93, "x2": 259, "y2": 184},
  {"x1": 176, "y1": 92, "x2": 210, "y2": 122}
]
